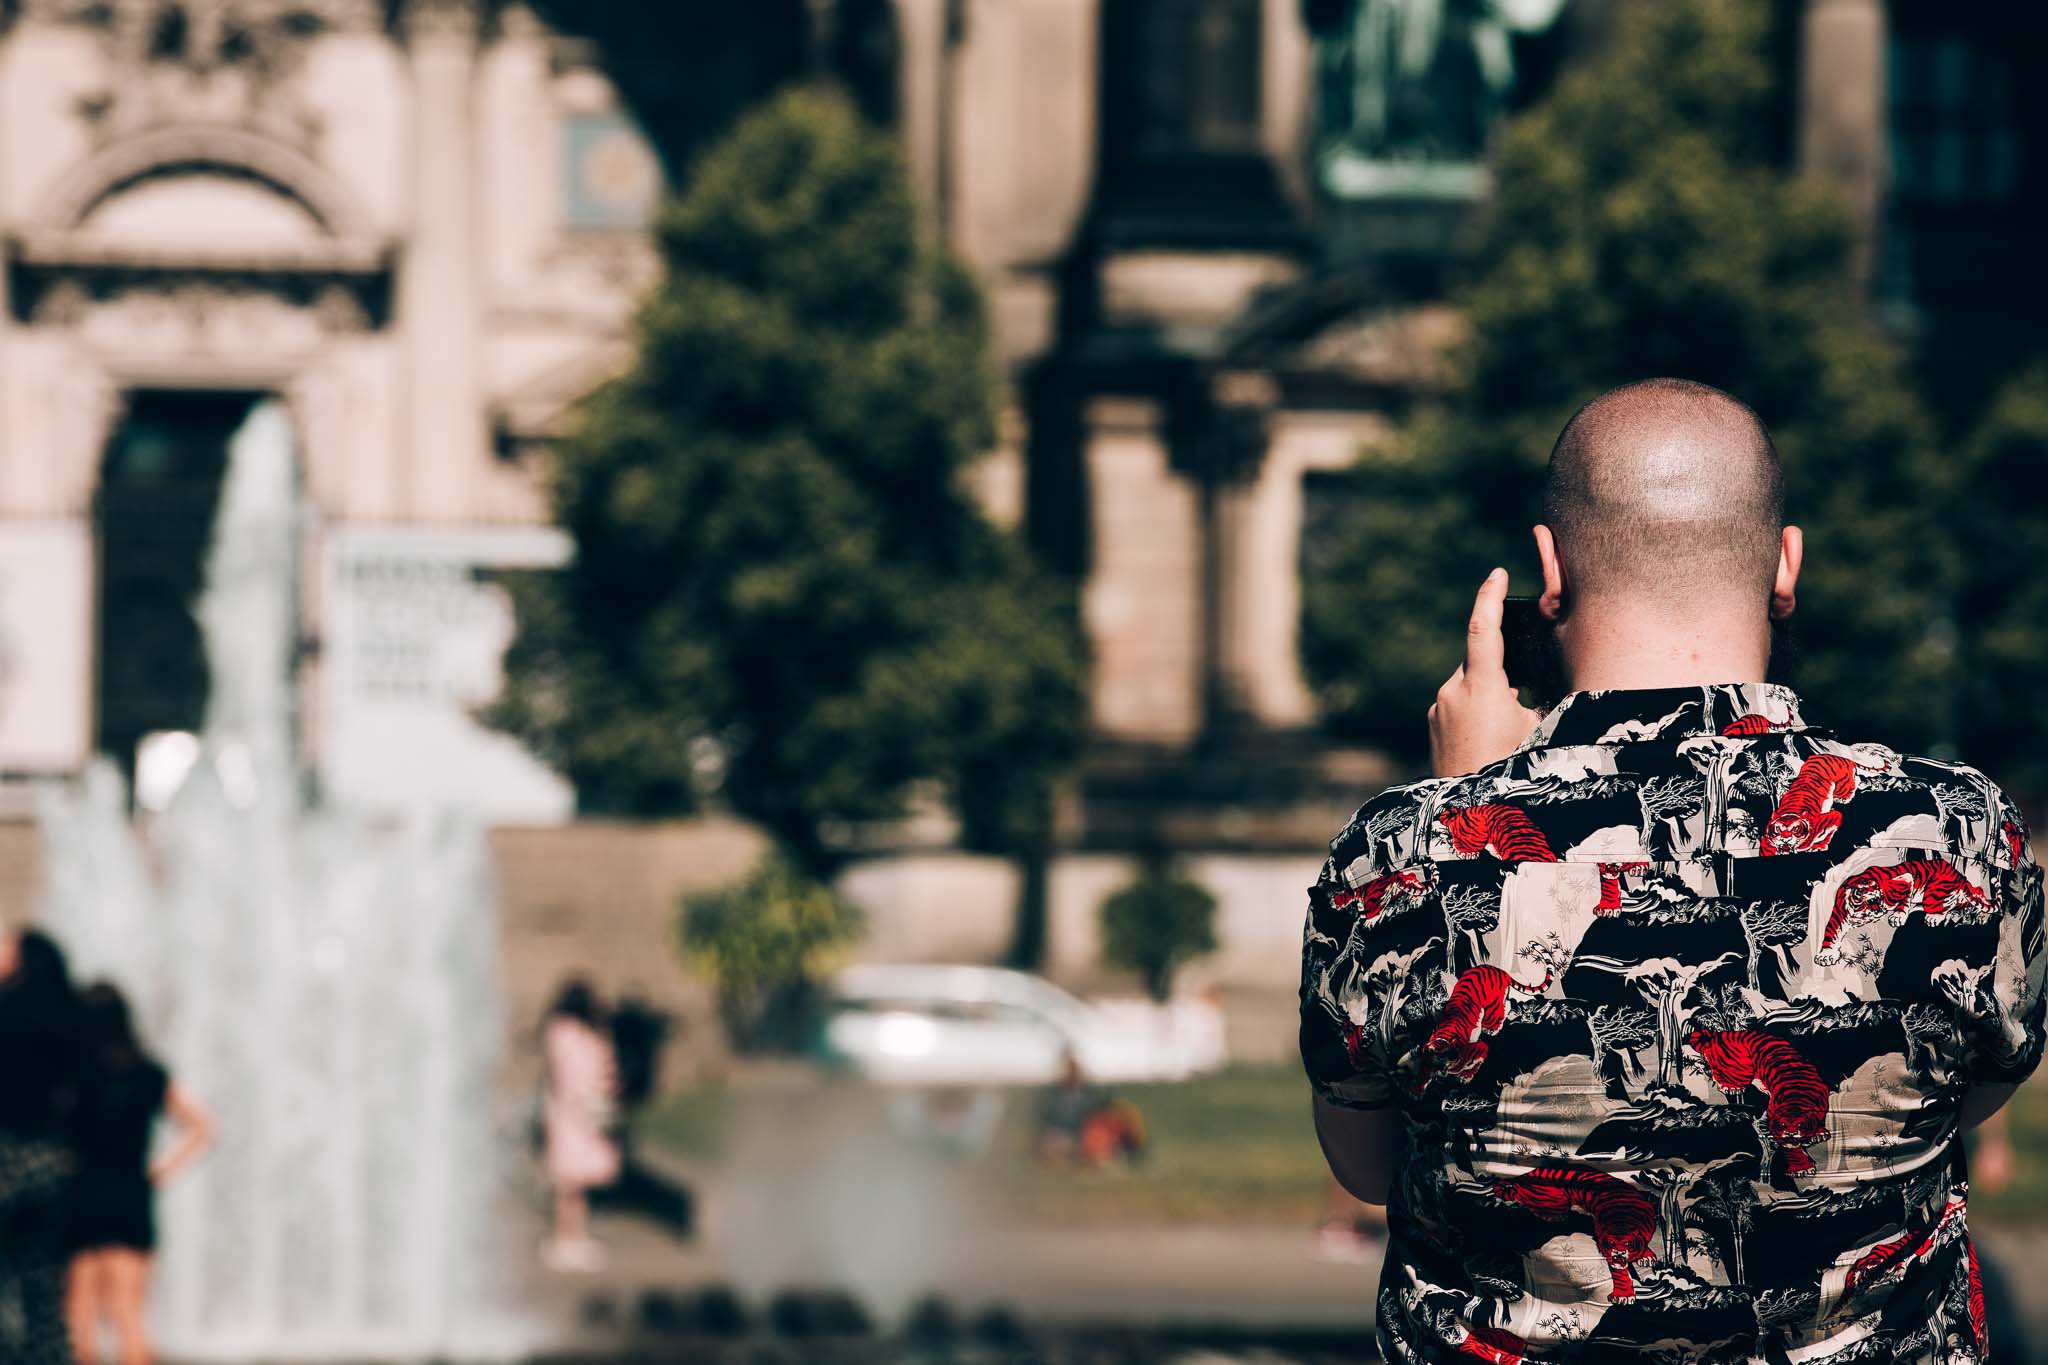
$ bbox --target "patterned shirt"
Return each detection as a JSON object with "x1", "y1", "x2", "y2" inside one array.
[{"x1": 1299, "y1": 683, "x2": 2045, "y2": 1365}]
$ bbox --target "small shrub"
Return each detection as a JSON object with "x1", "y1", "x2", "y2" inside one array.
[
  {"x1": 680, "y1": 847, "x2": 865, "y2": 1050},
  {"x1": 1099, "y1": 859, "x2": 1218, "y2": 1001}
]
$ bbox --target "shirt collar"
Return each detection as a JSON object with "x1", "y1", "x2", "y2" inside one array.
[{"x1": 1517, "y1": 682, "x2": 1811, "y2": 751}]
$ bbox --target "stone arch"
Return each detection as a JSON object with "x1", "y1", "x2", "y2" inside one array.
[{"x1": 35, "y1": 123, "x2": 374, "y2": 238}]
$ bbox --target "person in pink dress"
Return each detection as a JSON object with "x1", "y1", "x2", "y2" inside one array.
[{"x1": 540, "y1": 979, "x2": 620, "y2": 1272}]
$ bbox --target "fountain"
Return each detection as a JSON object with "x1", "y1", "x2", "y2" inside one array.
[{"x1": 39, "y1": 401, "x2": 530, "y2": 1361}]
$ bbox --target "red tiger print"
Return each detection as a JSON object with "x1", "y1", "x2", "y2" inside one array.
[
  {"x1": 1340, "y1": 1019, "x2": 1369, "y2": 1069},
  {"x1": 1332, "y1": 868, "x2": 1429, "y2": 924},
  {"x1": 1595, "y1": 861, "x2": 1650, "y2": 915},
  {"x1": 1686, "y1": 1030, "x2": 1831, "y2": 1176},
  {"x1": 1762, "y1": 754, "x2": 1859, "y2": 855},
  {"x1": 1968, "y1": 1238, "x2": 1988, "y2": 1352},
  {"x1": 1722, "y1": 713, "x2": 1789, "y2": 736},
  {"x1": 1413, "y1": 965, "x2": 1553, "y2": 1091},
  {"x1": 1816, "y1": 859, "x2": 1990, "y2": 966},
  {"x1": 2003, "y1": 820, "x2": 2025, "y2": 868},
  {"x1": 1490, "y1": 1168, "x2": 1657, "y2": 1301},
  {"x1": 1437, "y1": 805, "x2": 1560, "y2": 863},
  {"x1": 1456, "y1": 1323, "x2": 1531, "y2": 1365},
  {"x1": 1844, "y1": 1198, "x2": 1966, "y2": 1296}
]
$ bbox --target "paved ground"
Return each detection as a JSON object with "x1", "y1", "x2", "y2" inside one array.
[{"x1": 514, "y1": 1077, "x2": 2048, "y2": 1362}]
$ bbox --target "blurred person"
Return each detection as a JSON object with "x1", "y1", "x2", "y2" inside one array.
[
  {"x1": 1314, "y1": 1175, "x2": 1388, "y2": 1264},
  {"x1": 1301, "y1": 380, "x2": 2043, "y2": 1363},
  {"x1": 590, "y1": 993, "x2": 694, "y2": 1235},
  {"x1": 541, "y1": 978, "x2": 621, "y2": 1271},
  {"x1": 1036, "y1": 1052, "x2": 1145, "y2": 1168},
  {"x1": 64, "y1": 982, "x2": 214, "y2": 1365},
  {"x1": 0, "y1": 928, "x2": 82, "y2": 1365},
  {"x1": 1970, "y1": 1107, "x2": 2015, "y2": 1195}
]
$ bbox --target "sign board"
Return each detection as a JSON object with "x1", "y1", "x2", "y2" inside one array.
[
  {"x1": 0, "y1": 520, "x2": 93, "y2": 773},
  {"x1": 321, "y1": 525, "x2": 574, "y2": 824}
]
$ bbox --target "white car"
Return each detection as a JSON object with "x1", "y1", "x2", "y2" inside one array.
[{"x1": 816, "y1": 963, "x2": 1229, "y2": 1087}]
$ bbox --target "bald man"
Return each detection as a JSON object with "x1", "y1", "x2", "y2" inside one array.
[{"x1": 1300, "y1": 379, "x2": 2043, "y2": 1363}]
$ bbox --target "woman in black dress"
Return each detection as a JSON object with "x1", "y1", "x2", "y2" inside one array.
[
  {"x1": 0, "y1": 927, "x2": 81, "y2": 1365},
  {"x1": 65, "y1": 982, "x2": 213, "y2": 1365}
]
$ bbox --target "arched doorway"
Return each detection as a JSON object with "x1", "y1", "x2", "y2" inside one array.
[{"x1": 93, "y1": 389, "x2": 267, "y2": 787}]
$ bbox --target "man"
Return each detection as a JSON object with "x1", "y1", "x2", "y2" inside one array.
[{"x1": 1300, "y1": 379, "x2": 2044, "y2": 1363}]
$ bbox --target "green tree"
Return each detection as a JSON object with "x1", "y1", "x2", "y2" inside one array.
[
  {"x1": 494, "y1": 88, "x2": 1085, "y2": 877},
  {"x1": 1099, "y1": 858, "x2": 1219, "y2": 1001},
  {"x1": 526, "y1": 1, "x2": 812, "y2": 175},
  {"x1": 1954, "y1": 361, "x2": 2048, "y2": 806},
  {"x1": 1301, "y1": 0, "x2": 1948, "y2": 764},
  {"x1": 679, "y1": 847, "x2": 865, "y2": 1051}
]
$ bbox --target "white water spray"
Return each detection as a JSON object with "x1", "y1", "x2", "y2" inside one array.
[{"x1": 39, "y1": 401, "x2": 528, "y2": 1361}]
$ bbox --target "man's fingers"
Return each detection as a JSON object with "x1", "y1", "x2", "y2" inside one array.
[{"x1": 1464, "y1": 567, "x2": 1509, "y2": 677}]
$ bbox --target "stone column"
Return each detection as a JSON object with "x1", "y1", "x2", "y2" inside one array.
[
  {"x1": 1262, "y1": 0, "x2": 1314, "y2": 207},
  {"x1": 893, "y1": 0, "x2": 947, "y2": 239},
  {"x1": 1081, "y1": 398, "x2": 1204, "y2": 745},
  {"x1": 1800, "y1": 0, "x2": 1887, "y2": 285},
  {"x1": 1223, "y1": 410, "x2": 1394, "y2": 729},
  {"x1": 480, "y1": 4, "x2": 552, "y2": 295},
  {"x1": 398, "y1": 0, "x2": 485, "y2": 521}
]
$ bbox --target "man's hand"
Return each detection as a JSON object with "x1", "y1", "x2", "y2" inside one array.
[{"x1": 1429, "y1": 567, "x2": 1542, "y2": 777}]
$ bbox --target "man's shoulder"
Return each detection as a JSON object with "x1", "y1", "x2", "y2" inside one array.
[
  {"x1": 1327, "y1": 776, "x2": 1442, "y2": 877},
  {"x1": 1883, "y1": 746, "x2": 2033, "y2": 845},
  {"x1": 1822, "y1": 740, "x2": 2024, "y2": 816},
  {"x1": 1888, "y1": 747, "x2": 2015, "y2": 800},
  {"x1": 1325, "y1": 767, "x2": 1513, "y2": 877}
]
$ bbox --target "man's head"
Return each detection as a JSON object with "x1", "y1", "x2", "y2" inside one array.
[{"x1": 1536, "y1": 379, "x2": 1795, "y2": 620}]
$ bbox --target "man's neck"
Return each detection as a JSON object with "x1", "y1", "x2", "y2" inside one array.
[{"x1": 1560, "y1": 600, "x2": 1771, "y2": 695}]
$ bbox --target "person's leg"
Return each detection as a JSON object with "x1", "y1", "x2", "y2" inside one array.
[
  {"x1": 66, "y1": 1250, "x2": 105, "y2": 1365},
  {"x1": 106, "y1": 1249, "x2": 151, "y2": 1365},
  {"x1": 551, "y1": 1185, "x2": 587, "y2": 1245},
  {"x1": 13, "y1": 1168, "x2": 77, "y2": 1365}
]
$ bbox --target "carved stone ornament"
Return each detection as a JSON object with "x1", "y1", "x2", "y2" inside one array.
[
  {"x1": 26, "y1": 1, "x2": 380, "y2": 89},
  {"x1": 399, "y1": 0, "x2": 481, "y2": 41}
]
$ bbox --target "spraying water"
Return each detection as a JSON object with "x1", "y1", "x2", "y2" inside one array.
[{"x1": 39, "y1": 401, "x2": 528, "y2": 1361}]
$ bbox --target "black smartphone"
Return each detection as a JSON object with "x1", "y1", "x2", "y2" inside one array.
[{"x1": 1501, "y1": 596, "x2": 1568, "y2": 710}]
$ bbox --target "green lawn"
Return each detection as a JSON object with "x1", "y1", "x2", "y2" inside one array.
[
  {"x1": 1974, "y1": 1079, "x2": 2048, "y2": 1224},
  {"x1": 635, "y1": 1079, "x2": 731, "y2": 1159},
  {"x1": 987, "y1": 1066, "x2": 1333, "y2": 1227},
  {"x1": 635, "y1": 1065, "x2": 2048, "y2": 1228}
]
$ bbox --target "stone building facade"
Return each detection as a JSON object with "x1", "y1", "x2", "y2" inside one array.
[
  {"x1": 0, "y1": 0, "x2": 662, "y2": 822},
  {"x1": 0, "y1": 0, "x2": 2036, "y2": 1062}
]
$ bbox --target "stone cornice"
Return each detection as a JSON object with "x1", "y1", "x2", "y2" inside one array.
[
  {"x1": 5, "y1": 229, "x2": 394, "y2": 327},
  {"x1": 400, "y1": 0, "x2": 482, "y2": 42},
  {"x1": 11, "y1": 229, "x2": 392, "y2": 277}
]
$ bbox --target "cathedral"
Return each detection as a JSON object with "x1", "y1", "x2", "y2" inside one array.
[{"x1": 0, "y1": 0, "x2": 2032, "y2": 1055}]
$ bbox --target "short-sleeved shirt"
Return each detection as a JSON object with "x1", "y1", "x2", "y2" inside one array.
[{"x1": 1299, "y1": 683, "x2": 2046, "y2": 1365}]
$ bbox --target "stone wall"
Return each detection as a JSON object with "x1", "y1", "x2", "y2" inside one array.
[
  {"x1": 2, "y1": 810, "x2": 1317, "y2": 1081},
  {"x1": 493, "y1": 815, "x2": 767, "y2": 1085}
]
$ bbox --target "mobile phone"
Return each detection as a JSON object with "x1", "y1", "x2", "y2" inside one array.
[{"x1": 1501, "y1": 596, "x2": 1568, "y2": 709}]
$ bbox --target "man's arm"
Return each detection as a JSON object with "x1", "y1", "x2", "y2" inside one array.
[
  {"x1": 1313, "y1": 1093, "x2": 1401, "y2": 1206},
  {"x1": 1960, "y1": 1082, "x2": 2018, "y2": 1133},
  {"x1": 1428, "y1": 567, "x2": 1541, "y2": 777}
]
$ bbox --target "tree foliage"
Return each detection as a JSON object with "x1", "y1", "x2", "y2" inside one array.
[
  {"x1": 525, "y1": 0, "x2": 813, "y2": 176},
  {"x1": 493, "y1": 89, "x2": 1085, "y2": 867},
  {"x1": 1954, "y1": 361, "x2": 2048, "y2": 804},
  {"x1": 1302, "y1": 0, "x2": 1947, "y2": 765},
  {"x1": 678, "y1": 846, "x2": 865, "y2": 1051},
  {"x1": 1099, "y1": 860, "x2": 1220, "y2": 1001}
]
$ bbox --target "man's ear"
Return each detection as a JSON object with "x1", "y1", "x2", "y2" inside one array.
[
  {"x1": 1532, "y1": 525, "x2": 1567, "y2": 620},
  {"x1": 1771, "y1": 525, "x2": 1803, "y2": 621}
]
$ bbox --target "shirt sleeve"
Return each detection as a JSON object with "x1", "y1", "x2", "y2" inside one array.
[
  {"x1": 1965, "y1": 807, "x2": 2047, "y2": 1089},
  {"x1": 1299, "y1": 851, "x2": 1396, "y2": 1110}
]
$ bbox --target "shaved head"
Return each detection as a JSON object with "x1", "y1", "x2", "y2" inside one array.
[{"x1": 1541, "y1": 378, "x2": 1783, "y2": 610}]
